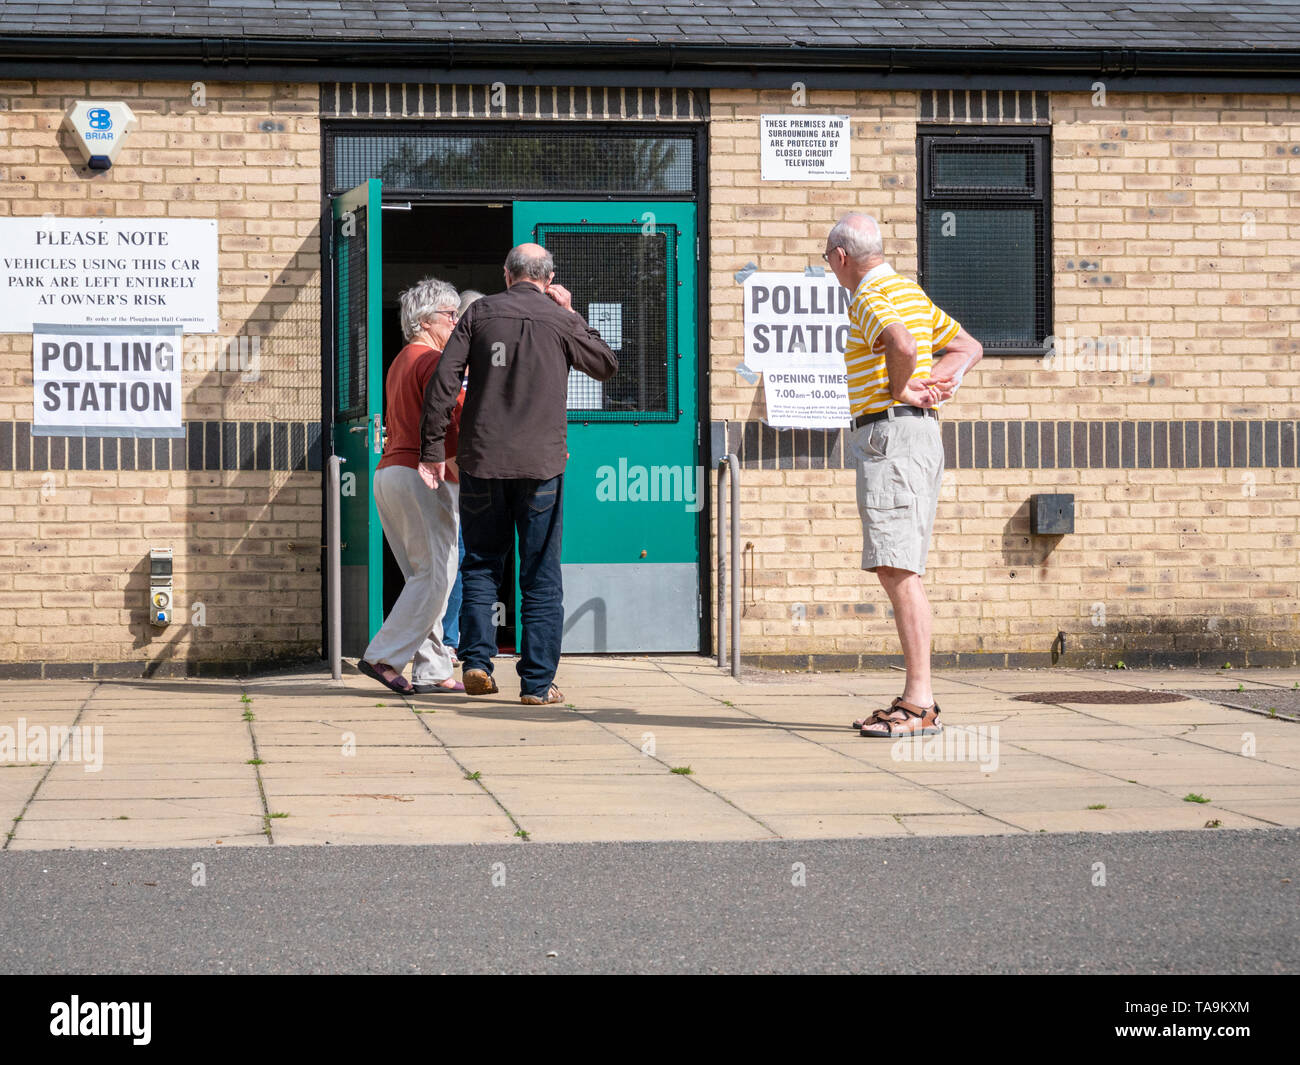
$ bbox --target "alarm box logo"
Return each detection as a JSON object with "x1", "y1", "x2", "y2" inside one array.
[{"x1": 62, "y1": 101, "x2": 138, "y2": 170}]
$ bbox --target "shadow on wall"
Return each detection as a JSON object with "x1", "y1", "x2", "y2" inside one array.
[
  {"x1": 125, "y1": 552, "x2": 190, "y2": 672},
  {"x1": 999, "y1": 498, "x2": 1063, "y2": 570},
  {"x1": 563, "y1": 596, "x2": 608, "y2": 651},
  {"x1": 179, "y1": 229, "x2": 323, "y2": 666}
]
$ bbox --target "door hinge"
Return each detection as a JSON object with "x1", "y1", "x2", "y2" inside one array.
[{"x1": 697, "y1": 593, "x2": 703, "y2": 618}]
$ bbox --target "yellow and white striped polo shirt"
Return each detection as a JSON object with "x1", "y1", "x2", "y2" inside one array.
[{"x1": 845, "y1": 262, "x2": 962, "y2": 417}]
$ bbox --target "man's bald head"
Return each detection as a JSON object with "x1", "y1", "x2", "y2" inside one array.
[
  {"x1": 827, "y1": 213, "x2": 884, "y2": 262},
  {"x1": 504, "y1": 243, "x2": 555, "y2": 284}
]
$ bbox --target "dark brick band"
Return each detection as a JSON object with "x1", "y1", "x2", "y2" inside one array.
[
  {"x1": 0, "y1": 422, "x2": 322, "y2": 473},
  {"x1": 750, "y1": 648, "x2": 1299, "y2": 672},
  {"x1": 717, "y1": 419, "x2": 1300, "y2": 471}
]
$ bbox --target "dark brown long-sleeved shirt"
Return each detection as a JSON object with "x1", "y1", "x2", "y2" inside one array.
[{"x1": 420, "y1": 282, "x2": 619, "y2": 480}]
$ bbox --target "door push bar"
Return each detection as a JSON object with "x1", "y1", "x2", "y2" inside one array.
[{"x1": 716, "y1": 454, "x2": 741, "y2": 678}]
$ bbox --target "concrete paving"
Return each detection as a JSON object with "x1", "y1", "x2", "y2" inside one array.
[{"x1": 1, "y1": 657, "x2": 1298, "y2": 849}]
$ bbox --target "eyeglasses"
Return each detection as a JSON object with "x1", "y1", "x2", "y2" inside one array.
[
  {"x1": 822, "y1": 248, "x2": 840, "y2": 263},
  {"x1": 436, "y1": 310, "x2": 457, "y2": 320}
]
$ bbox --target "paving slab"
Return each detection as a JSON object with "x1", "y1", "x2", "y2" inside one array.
[
  {"x1": 9, "y1": 816, "x2": 268, "y2": 849},
  {"x1": 269, "y1": 814, "x2": 518, "y2": 846}
]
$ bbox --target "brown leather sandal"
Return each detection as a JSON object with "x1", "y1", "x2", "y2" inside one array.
[
  {"x1": 520, "y1": 684, "x2": 564, "y2": 706},
  {"x1": 853, "y1": 696, "x2": 904, "y2": 730},
  {"x1": 859, "y1": 698, "x2": 942, "y2": 739}
]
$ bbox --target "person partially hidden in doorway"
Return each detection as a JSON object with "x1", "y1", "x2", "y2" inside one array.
[
  {"x1": 822, "y1": 213, "x2": 983, "y2": 738},
  {"x1": 439, "y1": 288, "x2": 484, "y2": 665},
  {"x1": 358, "y1": 277, "x2": 467, "y2": 696},
  {"x1": 418, "y1": 244, "x2": 618, "y2": 705}
]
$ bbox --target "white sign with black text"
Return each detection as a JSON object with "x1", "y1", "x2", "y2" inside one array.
[
  {"x1": 0, "y1": 218, "x2": 218, "y2": 333},
  {"x1": 33, "y1": 326, "x2": 184, "y2": 438},
  {"x1": 743, "y1": 272, "x2": 851, "y2": 372},
  {"x1": 762, "y1": 360, "x2": 851, "y2": 429},
  {"x1": 760, "y1": 115, "x2": 851, "y2": 181}
]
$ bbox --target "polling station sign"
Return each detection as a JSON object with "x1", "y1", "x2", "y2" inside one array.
[
  {"x1": 743, "y1": 272, "x2": 851, "y2": 372},
  {"x1": 760, "y1": 115, "x2": 851, "y2": 181},
  {"x1": 0, "y1": 218, "x2": 218, "y2": 333},
  {"x1": 33, "y1": 326, "x2": 184, "y2": 438}
]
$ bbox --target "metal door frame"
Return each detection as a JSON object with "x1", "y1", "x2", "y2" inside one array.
[{"x1": 320, "y1": 119, "x2": 712, "y2": 657}]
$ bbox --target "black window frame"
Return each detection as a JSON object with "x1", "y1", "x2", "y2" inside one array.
[
  {"x1": 917, "y1": 125, "x2": 1052, "y2": 357},
  {"x1": 323, "y1": 119, "x2": 698, "y2": 201}
]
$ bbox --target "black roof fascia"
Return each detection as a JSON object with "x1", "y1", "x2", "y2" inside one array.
[{"x1": 4, "y1": 36, "x2": 1300, "y2": 89}]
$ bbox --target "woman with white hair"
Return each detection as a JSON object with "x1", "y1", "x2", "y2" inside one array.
[{"x1": 359, "y1": 277, "x2": 466, "y2": 694}]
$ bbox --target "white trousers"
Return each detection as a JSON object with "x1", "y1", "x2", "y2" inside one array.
[{"x1": 362, "y1": 465, "x2": 459, "y2": 684}]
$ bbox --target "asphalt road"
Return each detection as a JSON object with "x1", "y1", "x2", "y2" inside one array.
[{"x1": 0, "y1": 829, "x2": 1295, "y2": 975}]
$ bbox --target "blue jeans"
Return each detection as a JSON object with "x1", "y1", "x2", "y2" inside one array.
[
  {"x1": 441, "y1": 529, "x2": 465, "y2": 650},
  {"x1": 458, "y1": 471, "x2": 564, "y2": 698}
]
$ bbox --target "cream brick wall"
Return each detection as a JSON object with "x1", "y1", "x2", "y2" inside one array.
[
  {"x1": 0, "y1": 79, "x2": 322, "y2": 670},
  {"x1": 709, "y1": 88, "x2": 1300, "y2": 664}
]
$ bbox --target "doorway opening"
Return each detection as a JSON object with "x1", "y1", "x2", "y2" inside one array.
[{"x1": 379, "y1": 202, "x2": 518, "y2": 652}]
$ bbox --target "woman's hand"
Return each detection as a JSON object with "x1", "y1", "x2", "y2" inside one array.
[{"x1": 418, "y1": 461, "x2": 446, "y2": 489}]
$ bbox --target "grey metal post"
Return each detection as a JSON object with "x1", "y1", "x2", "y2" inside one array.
[
  {"x1": 327, "y1": 455, "x2": 344, "y2": 682},
  {"x1": 716, "y1": 458, "x2": 728, "y2": 670},
  {"x1": 727, "y1": 452, "x2": 740, "y2": 678},
  {"x1": 716, "y1": 454, "x2": 741, "y2": 677}
]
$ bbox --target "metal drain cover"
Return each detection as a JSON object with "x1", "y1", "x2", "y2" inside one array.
[{"x1": 1012, "y1": 691, "x2": 1188, "y2": 704}]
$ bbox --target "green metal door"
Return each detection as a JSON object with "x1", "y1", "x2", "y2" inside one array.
[
  {"x1": 331, "y1": 179, "x2": 384, "y2": 656},
  {"x1": 514, "y1": 201, "x2": 700, "y2": 652}
]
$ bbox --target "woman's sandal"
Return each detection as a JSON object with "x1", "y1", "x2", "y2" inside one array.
[
  {"x1": 858, "y1": 697, "x2": 942, "y2": 739},
  {"x1": 412, "y1": 678, "x2": 466, "y2": 694},
  {"x1": 358, "y1": 659, "x2": 414, "y2": 695}
]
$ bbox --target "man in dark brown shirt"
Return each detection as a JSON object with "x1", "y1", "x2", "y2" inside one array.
[{"x1": 419, "y1": 243, "x2": 618, "y2": 704}]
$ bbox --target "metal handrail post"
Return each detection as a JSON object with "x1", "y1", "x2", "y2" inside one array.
[
  {"x1": 327, "y1": 455, "x2": 344, "y2": 682},
  {"x1": 728, "y1": 453, "x2": 740, "y2": 678},
  {"x1": 716, "y1": 459, "x2": 728, "y2": 670},
  {"x1": 716, "y1": 454, "x2": 741, "y2": 678}
]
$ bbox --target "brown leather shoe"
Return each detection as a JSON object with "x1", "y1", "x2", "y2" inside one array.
[
  {"x1": 462, "y1": 669, "x2": 499, "y2": 696},
  {"x1": 520, "y1": 684, "x2": 564, "y2": 706}
]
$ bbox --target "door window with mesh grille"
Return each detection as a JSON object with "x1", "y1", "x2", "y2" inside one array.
[
  {"x1": 335, "y1": 203, "x2": 369, "y2": 420},
  {"x1": 537, "y1": 222, "x2": 678, "y2": 422},
  {"x1": 918, "y1": 130, "x2": 1050, "y2": 355}
]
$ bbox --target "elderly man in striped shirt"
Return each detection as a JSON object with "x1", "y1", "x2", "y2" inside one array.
[{"x1": 823, "y1": 212, "x2": 983, "y2": 739}]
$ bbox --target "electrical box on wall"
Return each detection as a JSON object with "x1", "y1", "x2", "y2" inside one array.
[
  {"x1": 149, "y1": 547, "x2": 173, "y2": 626},
  {"x1": 1030, "y1": 493, "x2": 1075, "y2": 536}
]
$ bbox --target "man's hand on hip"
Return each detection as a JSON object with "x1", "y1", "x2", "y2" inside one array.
[
  {"x1": 917, "y1": 372, "x2": 958, "y2": 404},
  {"x1": 895, "y1": 376, "x2": 946, "y2": 409},
  {"x1": 417, "y1": 461, "x2": 446, "y2": 489}
]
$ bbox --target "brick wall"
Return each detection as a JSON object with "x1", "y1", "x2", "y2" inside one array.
[
  {"x1": 708, "y1": 88, "x2": 1300, "y2": 667},
  {"x1": 0, "y1": 78, "x2": 322, "y2": 675}
]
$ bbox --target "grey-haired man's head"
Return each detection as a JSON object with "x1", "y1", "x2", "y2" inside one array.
[
  {"x1": 825, "y1": 213, "x2": 884, "y2": 289},
  {"x1": 504, "y1": 243, "x2": 555, "y2": 287}
]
